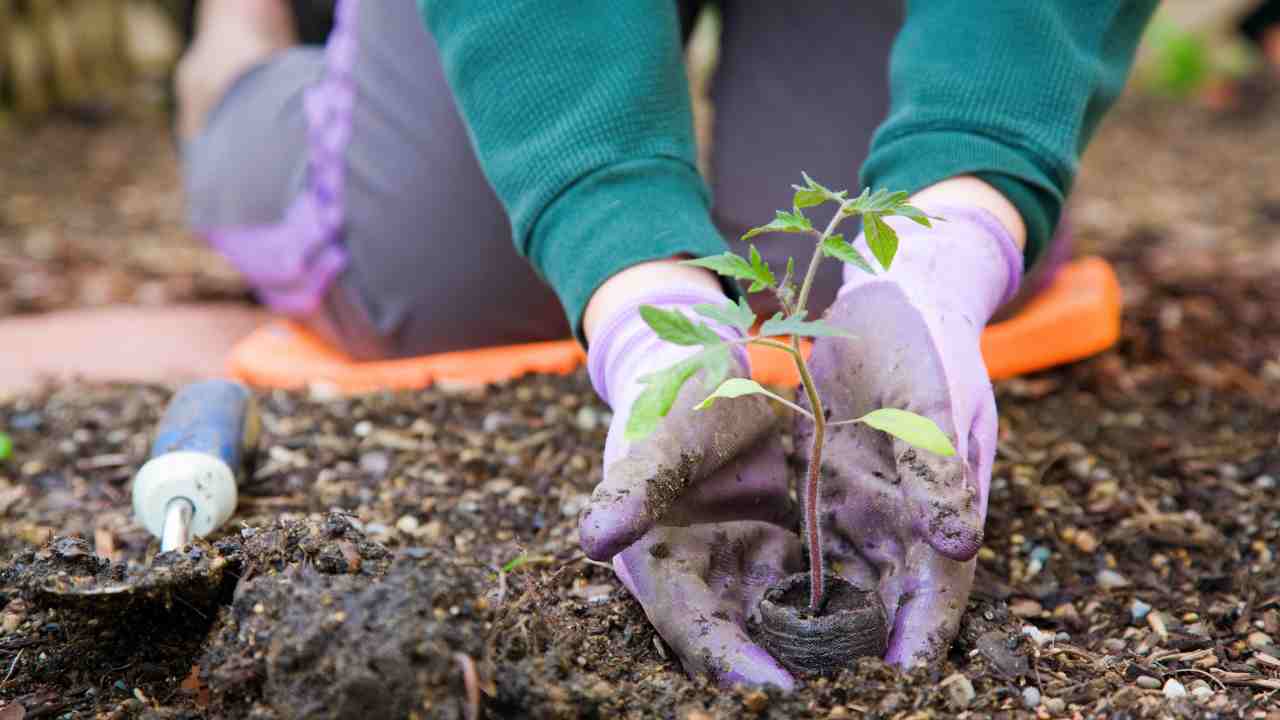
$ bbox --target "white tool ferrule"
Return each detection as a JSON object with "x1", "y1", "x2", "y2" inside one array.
[{"x1": 132, "y1": 451, "x2": 238, "y2": 540}]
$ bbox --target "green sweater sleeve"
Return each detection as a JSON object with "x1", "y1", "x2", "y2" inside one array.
[
  {"x1": 862, "y1": 1, "x2": 1159, "y2": 267},
  {"x1": 417, "y1": 0, "x2": 730, "y2": 340}
]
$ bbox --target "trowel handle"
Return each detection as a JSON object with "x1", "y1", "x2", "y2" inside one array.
[{"x1": 132, "y1": 381, "x2": 260, "y2": 543}]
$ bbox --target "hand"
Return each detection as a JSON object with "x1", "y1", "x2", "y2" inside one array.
[
  {"x1": 578, "y1": 286, "x2": 794, "y2": 561},
  {"x1": 799, "y1": 204, "x2": 1022, "y2": 667},
  {"x1": 578, "y1": 284, "x2": 799, "y2": 688}
]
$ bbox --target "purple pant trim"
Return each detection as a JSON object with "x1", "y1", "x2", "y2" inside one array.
[{"x1": 201, "y1": 0, "x2": 360, "y2": 314}]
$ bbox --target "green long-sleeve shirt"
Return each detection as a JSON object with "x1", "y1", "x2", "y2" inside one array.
[{"x1": 418, "y1": 1, "x2": 1158, "y2": 340}]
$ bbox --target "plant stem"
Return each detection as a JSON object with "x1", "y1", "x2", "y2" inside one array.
[
  {"x1": 790, "y1": 201, "x2": 853, "y2": 613},
  {"x1": 793, "y1": 337, "x2": 827, "y2": 613},
  {"x1": 794, "y1": 202, "x2": 850, "y2": 315}
]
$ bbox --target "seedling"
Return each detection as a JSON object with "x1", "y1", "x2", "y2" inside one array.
[
  {"x1": 628, "y1": 174, "x2": 956, "y2": 614},
  {"x1": 0, "y1": 432, "x2": 11, "y2": 462}
]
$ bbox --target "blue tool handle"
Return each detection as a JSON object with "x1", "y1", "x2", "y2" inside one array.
[{"x1": 150, "y1": 380, "x2": 259, "y2": 475}]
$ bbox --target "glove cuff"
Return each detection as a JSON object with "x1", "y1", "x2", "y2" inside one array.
[{"x1": 587, "y1": 285, "x2": 748, "y2": 407}]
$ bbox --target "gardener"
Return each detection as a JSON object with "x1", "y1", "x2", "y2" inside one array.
[{"x1": 175, "y1": 0, "x2": 1157, "y2": 690}]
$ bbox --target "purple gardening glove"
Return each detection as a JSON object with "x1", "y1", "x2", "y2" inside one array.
[
  {"x1": 580, "y1": 285, "x2": 800, "y2": 688},
  {"x1": 799, "y1": 205, "x2": 1022, "y2": 668}
]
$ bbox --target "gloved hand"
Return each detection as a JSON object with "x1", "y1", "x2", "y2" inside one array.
[
  {"x1": 580, "y1": 285, "x2": 799, "y2": 688},
  {"x1": 799, "y1": 204, "x2": 1022, "y2": 667}
]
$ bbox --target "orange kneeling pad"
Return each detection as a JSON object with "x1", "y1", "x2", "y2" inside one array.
[{"x1": 227, "y1": 256, "x2": 1122, "y2": 393}]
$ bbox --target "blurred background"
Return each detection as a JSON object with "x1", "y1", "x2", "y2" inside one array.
[{"x1": 0, "y1": 0, "x2": 1278, "y2": 331}]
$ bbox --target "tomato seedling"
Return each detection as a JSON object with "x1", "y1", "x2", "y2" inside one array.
[{"x1": 627, "y1": 173, "x2": 957, "y2": 613}]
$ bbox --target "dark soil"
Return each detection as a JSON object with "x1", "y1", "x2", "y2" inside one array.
[
  {"x1": 3, "y1": 82, "x2": 1280, "y2": 716},
  {"x1": 752, "y1": 573, "x2": 889, "y2": 677}
]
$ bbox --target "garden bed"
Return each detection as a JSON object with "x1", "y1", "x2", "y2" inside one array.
[{"x1": 1, "y1": 88, "x2": 1280, "y2": 717}]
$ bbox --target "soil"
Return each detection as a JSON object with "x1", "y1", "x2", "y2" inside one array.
[
  {"x1": 753, "y1": 573, "x2": 889, "y2": 676},
  {"x1": 3, "y1": 82, "x2": 1280, "y2": 716}
]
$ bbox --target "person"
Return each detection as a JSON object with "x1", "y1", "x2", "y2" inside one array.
[{"x1": 173, "y1": 0, "x2": 1158, "y2": 689}]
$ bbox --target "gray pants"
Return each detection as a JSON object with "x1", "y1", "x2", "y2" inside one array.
[{"x1": 184, "y1": 0, "x2": 900, "y2": 360}]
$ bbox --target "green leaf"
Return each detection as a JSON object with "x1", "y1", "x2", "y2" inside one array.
[
  {"x1": 759, "y1": 312, "x2": 855, "y2": 339},
  {"x1": 0, "y1": 432, "x2": 10, "y2": 461},
  {"x1": 639, "y1": 305, "x2": 721, "y2": 346},
  {"x1": 682, "y1": 250, "x2": 775, "y2": 293},
  {"x1": 792, "y1": 172, "x2": 842, "y2": 208},
  {"x1": 683, "y1": 252, "x2": 757, "y2": 282},
  {"x1": 741, "y1": 209, "x2": 814, "y2": 240},
  {"x1": 501, "y1": 553, "x2": 529, "y2": 573},
  {"x1": 894, "y1": 204, "x2": 938, "y2": 227},
  {"x1": 857, "y1": 408, "x2": 956, "y2": 456},
  {"x1": 847, "y1": 188, "x2": 910, "y2": 215},
  {"x1": 625, "y1": 345, "x2": 733, "y2": 442},
  {"x1": 863, "y1": 213, "x2": 900, "y2": 270},
  {"x1": 792, "y1": 187, "x2": 827, "y2": 209},
  {"x1": 820, "y1": 234, "x2": 877, "y2": 276},
  {"x1": 747, "y1": 245, "x2": 776, "y2": 292},
  {"x1": 694, "y1": 298, "x2": 757, "y2": 333},
  {"x1": 626, "y1": 361, "x2": 699, "y2": 441},
  {"x1": 694, "y1": 378, "x2": 772, "y2": 410}
]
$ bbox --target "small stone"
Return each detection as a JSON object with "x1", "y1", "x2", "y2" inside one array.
[
  {"x1": 1248, "y1": 631, "x2": 1274, "y2": 649},
  {"x1": 1055, "y1": 631, "x2": 1071, "y2": 642},
  {"x1": 945, "y1": 674, "x2": 975, "y2": 709},
  {"x1": 1073, "y1": 530, "x2": 1099, "y2": 554},
  {"x1": 9, "y1": 412, "x2": 42, "y2": 431},
  {"x1": 1136, "y1": 675, "x2": 1161, "y2": 689},
  {"x1": 1102, "y1": 638, "x2": 1128, "y2": 654},
  {"x1": 828, "y1": 707, "x2": 850, "y2": 718},
  {"x1": 1188, "y1": 680, "x2": 1213, "y2": 702},
  {"x1": 395, "y1": 515, "x2": 420, "y2": 533},
  {"x1": 1096, "y1": 569, "x2": 1130, "y2": 590},
  {"x1": 1044, "y1": 697, "x2": 1066, "y2": 714},
  {"x1": 1162, "y1": 678, "x2": 1186, "y2": 700},
  {"x1": 575, "y1": 406, "x2": 600, "y2": 432},
  {"x1": 683, "y1": 711, "x2": 713, "y2": 720},
  {"x1": 358, "y1": 451, "x2": 390, "y2": 477},
  {"x1": 1022, "y1": 625, "x2": 1052, "y2": 647},
  {"x1": 1256, "y1": 474, "x2": 1277, "y2": 489},
  {"x1": 1010, "y1": 598, "x2": 1043, "y2": 618},
  {"x1": 1130, "y1": 598, "x2": 1152, "y2": 623},
  {"x1": 353, "y1": 420, "x2": 373, "y2": 437},
  {"x1": 484, "y1": 477, "x2": 515, "y2": 494},
  {"x1": 743, "y1": 690, "x2": 768, "y2": 713},
  {"x1": 1022, "y1": 686, "x2": 1041, "y2": 709}
]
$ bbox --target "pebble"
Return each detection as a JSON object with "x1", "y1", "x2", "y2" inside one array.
[
  {"x1": 1130, "y1": 598, "x2": 1152, "y2": 623},
  {"x1": 1073, "y1": 530, "x2": 1099, "y2": 554},
  {"x1": 743, "y1": 690, "x2": 769, "y2": 713},
  {"x1": 575, "y1": 407, "x2": 600, "y2": 432},
  {"x1": 9, "y1": 411, "x2": 43, "y2": 431},
  {"x1": 1136, "y1": 675, "x2": 1161, "y2": 689},
  {"x1": 1022, "y1": 625, "x2": 1052, "y2": 647},
  {"x1": 1022, "y1": 686, "x2": 1041, "y2": 709},
  {"x1": 353, "y1": 420, "x2": 373, "y2": 437},
  {"x1": 1011, "y1": 598, "x2": 1043, "y2": 618},
  {"x1": 395, "y1": 515, "x2": 420, "y2": 533},
  {"x1": 1248, "y1": 631, "x2": 1275, "y2": 649},
  {"x1": 1256, "y1": 474, "x2": 1277, "y2": 489},
  {"x1": 1188, "y1": 679, "x2": 1213, "y2": 702},
  {"x1": 1102, "y1": 638, "x2": 1128, "y2": 654},
  {"x1": 1044, "y1": 697, "x2": 1066, "y2": 714},
  {"x1": 1163, "y1": 678, "x2": 1186, "y2": 700},
  {"x1": 1096, "y1": 569, "x2": 1131, "y2": 590},
  {"x1": 358, "y1": 451, "x2": 390, "y2": 477},
  {"x1": 1055, "y1": 631, "x2": 1071, "y2": 642},
  {"x1": 945, "y1": 674, "x2": 976, "y2": 709}
]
